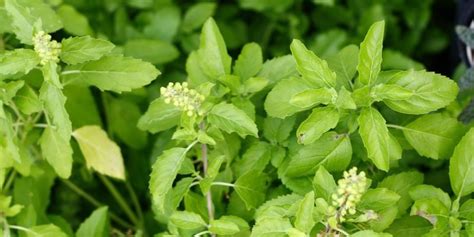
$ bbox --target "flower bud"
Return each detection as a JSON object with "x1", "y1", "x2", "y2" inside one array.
[
  {"x1": 33, "y1": 31, "x2": 61, "y2": 65},
  {"x1": 160, "y1": 82, "x2": 204, "y2": 116}
]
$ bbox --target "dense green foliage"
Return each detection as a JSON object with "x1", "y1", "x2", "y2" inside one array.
[{"x1": 0, "y1": 0, "x2": 473, "y2": 237}]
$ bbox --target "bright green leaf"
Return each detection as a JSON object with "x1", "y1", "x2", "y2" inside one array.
[
  {"x1": 60, "y1": 36, "x2": 115, "y2": 65},
  {"x1": 358, "y1": 107, "x2": 390, "y2": 171},
  {"x1": 296, "y1": 107, "x2": 339, "y2": 145},
  {"x1": 208, "y1": 102, "x2": 258, "y2": 138},
  {"x1": 76, "y1": 206, "x2": 109, "y2": 237},
  {"x1": 358, "y1": 20, "x2": 385, "y2": 86},
  {"x1": 449, "y1": 128, "x2": 474, "y2": 197}
]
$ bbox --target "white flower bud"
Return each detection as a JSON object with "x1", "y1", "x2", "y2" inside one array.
[
  {"x1": 33, "y1": 31, "x2": 61, "y2": 65},
  {"x1": 159, "y1": 82, "x2": 205, "y2": 116}
]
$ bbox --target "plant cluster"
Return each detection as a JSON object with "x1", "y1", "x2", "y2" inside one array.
[{"x1": 0, "y1": 0, "x2": 473, "y2": 237}]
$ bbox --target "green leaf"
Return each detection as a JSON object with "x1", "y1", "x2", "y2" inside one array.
[
  {"x1": 5, "y1": 0, "x2": 62, "y2": 44},
  {"x1": 107, "y1": 97, "x2": 147, "y2": 149},
  {"x1": 150, "y1": 147, "x2": 190, "y2": 212},
  {"x1": 40, "y1": 127, "x2": 73, "y2": 179},
  {"x1": 0, "y1": 49, "x2": 40, "y2": 76},
  {"x1": 72, "y1": 125, "x2": 125, "y2": 180},
  {"x1": 170, "y1": 211, "x2": 207, "y2": 229},
  {"x1": 351, "y1": 230, "x2": 391, "y2": 237},
  {"x1": 181, "y1": 3, "x2": 216, "y2": 33},
  {"x1": 358, "y1": 107, "x2": 390, "y2": 171},
  {"x1": 200, "y1": 155, "x2": 224, "y2": 193},
  {"x1": 326, "y1": 44, "x2": 359, "y2": 89},
  {"x1": 296, "y1": 107, "x2": 339, "y2": 145},
  {"x1": 234, "y1": 170, "x2": 268, "y2": 209},
  {"x1": 409, "y1": 185, "x2": 451, "y2": 210},
  {"x1": 287, "y1": 132, "x2": 351, "y2": 177},
  {"x1": 449, "y1": 128, "x2": 474, "y2": 197},
  {"x1": 359, "y1": 188, "x2": 400, "y2": 211},
  {"x1": 312, "y1": 166, "x2": 337, "y2": 202},
  {"x1": 234, "y1": 42, "x2": 263, "y2": 81},
  {"x1": 0, "y1": 104, "x2": 20, "y2": 164},
  {"x1": 60, "y1": 36, "x2": 115, "y2": 65},
  {"x1": 197, "y1": 18, "x2": 231, "y2": 80},
  {"x1": 378, "y1": 171, "x2": 424, "y2": 214},
  {"x1": 358, "y1": 20, "x2": 385, "y2": 86},
  {"x1": 233, "y1": 141, "x2": 272, "y2": 177},
  {"x1": 401, "y1": 113, "x2": 465, "y2": 159},
  {"x1": 294, "y1": 191, "x2": 315, "y2": 233},
  {"x1": 372, "y1": 84, "x2": 413, "y2": 102},
  {"x1": 76, "y1": 206, "x2": 109, "y2": 237},
  {"x1": 289, "y1": 87, "x2": 336, "y2": 109},
  {"x1": 263, "y1": 116, "x2": 296, "y2": 144},
  {"x1": 209, "y1": 219, "x2": 240, "y2": 235},
  {"x1": 123, "y1": 39, "x2": 179, "y2": 65},
  {"x1": 39, "y1": 81, "x2": 72, "y2": 140},
  {"x1": 410, "y1": 199, "x2": 449, "y2": 226},
  {"x1": 386, "y1": 216, "x2": 431, "y2": 237},
  {"x1": 250, "y1": 217, "x2": 292, "y2": 237},
  {"x1": 242, "y1": 76, "x2": 268, "y2": 95},
  {"x1": 138, "y1": 98, "x2": 181, "y2": 133},
  {"x1": 62, "y1": 56, "x2": 160, "y2": 93},
  {"x1": 383, "y1": 70, "x2": 458, "y2": 114},
  {"x1": 63, "y1": 86, "x2": 102, "y2": 128},
  {"x1": 208, "y1": 102, "x2": 258, "y2": 138},
  {"x1": 257, "y1": 55, "x2": 298, "y2": 86},
  {"x1": 27, "y1": 224, "x2": 67, "y2": 237},
  {"x1": 13, "y1": 85, "x2": 42, "y2": 115},
  {"x1": 459, "y1": 199, "x2": 474, "y2": 220},
  {"x1": 57, "y1": 5, "x2": 93, "y2": 36},
  {"x1": 290, "y1": 39, "x2": 336, "y2": 88},
  {"x1": 264, "y1": 77, "x2": 312, "y2": 118}
]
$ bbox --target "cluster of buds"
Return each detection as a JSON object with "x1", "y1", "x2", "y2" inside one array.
[
  {"x1": 160, "y1": 82, "x2": 205, "y2": 116},
  {"x1": 33, "y1": 31, "x2": 61, "y2": 65},
  {"x1": 329, "y1": 167, "x2": 367, "y2": 222}
]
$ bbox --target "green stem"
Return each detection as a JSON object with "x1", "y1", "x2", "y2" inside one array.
[
  {"x1": 211, "y1": 182, "x2": 235, "y2": 188},
  {"x1": 199, "y1": 122, "x2": 215, "y2": 237},
  {"x1": 3, "y1": 170, "x2": 16, "y2": 193},
  {"x1": 194, "y1": 230, "x2": 212, "y2": 237},
  {"x1": 61, "y1": 179, "x2": 133, "y2": 229},
  {"x1": 125, "y1": 179, "x2": 145, "y2": 231},
  {"x1": 98, "y1": 175, "x2": 139, "y2": 225},
  {"x1": 8, "y1": 225, "x2": 37, "y2": 236}
]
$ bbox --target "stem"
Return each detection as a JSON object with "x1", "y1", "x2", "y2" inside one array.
[
  {"x1": 8, "y1": 225, "x2": 38, "y2": 236},
  {"x1": 194, "y1": 230, "x2": 212, "y2": 237},
  {"x1": 199, "y1": 122, "x2": 215, "y2": 237},
  {"x1": 211, "y1": 182, "x2": 235, "y2": 188},
  {"x1": 124, "y1": 180, "x2": 145, "y2": 231},
  {"x1": 61, "y1": 179, "x2": 133, "y2": 229},
  {"x1": 98, "y1": 175, "x2": 139, "y2": 225},
  {"x1": 2, "y1": 217, "x2": 10, "y2": 237},
  {"x1": 3, "y1": 170, "x2": 16, "y2": 193}
]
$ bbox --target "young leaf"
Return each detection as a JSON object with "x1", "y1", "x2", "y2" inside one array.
[
  {"x1": 449, "y1": 128, "x2": 474, "y2": 197},
  {"x1": 0, "y1": 104, "x2": 20, "y2": 163},
  {"x1": 208, "y1": 102, "x2": 258, "y2": 138},
  {"x1": 234, "y1": 42, "x2": 263, "y2": 81},
  {"x1": 181, "y1": 3, "x2": 216, "y2": 33},
  {"x1": 13, "y1": 85, "x2": 42, "y2": 115},
  {"x1": 359, "y1": 188, "x2": 400, "y2": 211},
  {"x1": 76, "y1": 206, "x2": 109, "y2": 237},
  {"x1": 290, "y1": 39, "x2": 336, "y2": 88},
  {"x1": 123, "y1": 39, "x2": 179, "y2": 65},
  {"x1": 326, "y1": 44, "x2": 359, "y2": 89},
  {"x1": 39, "y1": 81, "x2": 72, "y2": 140},
  {"x1": 57, "y1": 5, "x2": 93, "y2": 36},
  {"x1": 233, "y1": 141, "x2": 272, "y2": 177},
  {"x1": 378, "y1": 171, "x2": 424, "y2": 214},
  {"x1": 257, "y1": 55, "x2": 298, "y2": 86},
  {"x1": 60, "y1": 36, "x2": 115, "y2": 65},
  {"x1": 209, "y1": 219, "x2": 240, "y2": 235},
  {"x1": 294, "y1": 191, "x2": 315, "y2": 233},
  {"x1": 358, "y1": 20, "x2": 385, "y2": 86},
  {"x1": 27, "y1": 224, "x2": 68, "y2": 237},
  {"x1": 150, "y1": 147, "x2": 190, "y2": 212},
  {"x1": 289, "y1": 87, "x2": 336, "y2": 109},
  {"x1": 371, "y1": 84, "x2": 413, "y2": 101},
  {"x1": 409, "y1": 185, "x2": 451, "y2": 209},
  {"x1": 62, "y1": 56, "x2": 160, "y2": 93},
  {"x1": 234, "y1": 171, "x2": 268, "y2": 209},
  {"x1": 263, "y1": 116, "x2": 296, "y2": 144},
  {"x1": 383, "y1": 70, "x2": 458, "y2": 114},
  {"x1": 72, "y1": 125, "x2": 125, "y2": 180},
  {"x1": 312, "y1": 166, "x2": 337, "y2": 202},
  {"x1": 264, "y1": 77, "x2": 312, "y2": 118},
  {"x1": 197, "y1": 18, "x2": 231, "y2": 80},
  {"x1": 296, "y1": 107, "x2": 339, "y2": 145},
  {"x1": 401, "y1": 113, "x2": 465, "y2": 159},
  {"x1": 40, "y1": 127, "x2": 73, "y2": 179},
  {"x1": 358, "y1": 107, "x2": 390, "y2": 171},
  {"x1": 170, "y1": 211, "x2": 207, "y2": 229},
  {"x1": 138, "y1": 98, "x2": 181, "y2": 133},
  {"x1": 251, "y1": 217, "x2": 292, "y2": 237},
  {"x1": 287, "y1": 132, "x2": 351, "y2": 176},
  {"x1": 0, "y1": 49, "x2": 40, "y2": 76},
  {"x1": 5, "y1": 0, "x2": 62, "y2": 44}
]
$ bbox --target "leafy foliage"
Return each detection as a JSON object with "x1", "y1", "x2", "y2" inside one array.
[{"x1": 0, "y1": 0, "x2": 470, "y2": 236}]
